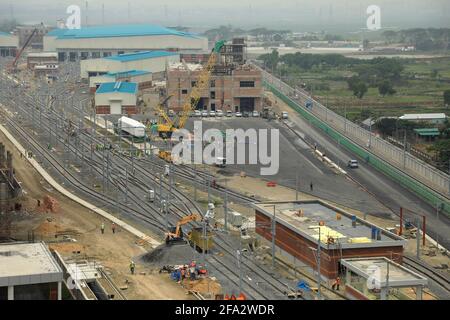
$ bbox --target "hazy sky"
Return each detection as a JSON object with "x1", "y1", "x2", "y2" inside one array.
[{"x1": 1, "y1": 0, "x2": 449, "y2": 32}]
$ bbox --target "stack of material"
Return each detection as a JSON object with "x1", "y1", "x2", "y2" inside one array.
[{"x1": 184, "y1": 278, "x2": 222, "y2": 297}]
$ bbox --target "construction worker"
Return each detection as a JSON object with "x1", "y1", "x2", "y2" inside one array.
[
  {"x1": 130, "y1": 261, "x2": 135, "y2": 275},
  {"x1": 112, "y1": 222, "x2": 116, "y2": 234},
  {"x1": 310, "y1": 182, "x2": 314, "y2": 192},
  {"x1": 332, "y1": 277, "x2": 341, "y2": 291},
  {"x1": 101, "y1": 222, "x2": 105, "y2": 234}
]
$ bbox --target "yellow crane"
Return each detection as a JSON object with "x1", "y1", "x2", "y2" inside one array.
[{"x1": 157, "y1": 40, "x2": 225, "y2": 138}]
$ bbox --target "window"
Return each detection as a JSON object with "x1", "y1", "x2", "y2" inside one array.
[
  {"x1": 182, "y1": 89, "x2": 188, "y2": 94},
  {"x1": 191, "y1": 81, "x2": 198, "y2": 87},
  {"x1": 240, "y1": 81, "x2": 255, "y2": 88},
  {"x1": 103, "y1": 52, "x2": 112, "y2": 57},
  {"x1": 80, "y1": 52, "x2": 89, "y2": 60},
  {"x1": 210, "y1": 80, "x2": 215, "y2": 87},
  {"x1": 91, "y1": 52, "x2": 100, "y2": 59},
  {"x1": 118, "y1": 51, "x2": 125, "y2": 55},
  {"x1": 211, "y1": 103, "x2": 216, "y2": 111},
  {"x1": 210, "y1": 91, "x2": 216, "y2": 99}
]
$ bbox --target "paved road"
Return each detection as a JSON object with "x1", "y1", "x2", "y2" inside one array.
[{"x1": 278, "y1": 102, "x2": 450, "y2": 250}]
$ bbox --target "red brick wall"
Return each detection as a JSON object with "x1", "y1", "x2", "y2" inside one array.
[
  {"x1": 96, "y1": 106, "x2": 110, "y2": 114},
  {"x1": 122, "y1": 106, "x2": 138, "y2": 115},
  {"x1": 345, "y1": 285, "x2": 369, "y2": 300},
  {"x1": 255, "y1": 210, "x2": 403, "y2": 279}
]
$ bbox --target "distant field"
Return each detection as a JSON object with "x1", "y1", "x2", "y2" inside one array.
[{"x1": 282, "y1": 55, "x2": 450, "y2": 122}]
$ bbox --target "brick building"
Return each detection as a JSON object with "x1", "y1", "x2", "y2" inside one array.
[
  {"x1": 253, "y1": 200, "x2": 406, "y2": 280},
  {"x1": 94, "y1": 82, "x2": 138, "y2": 115},
  {"x1": 167, "y1": 63, "x2": 263, "y2": 113}
]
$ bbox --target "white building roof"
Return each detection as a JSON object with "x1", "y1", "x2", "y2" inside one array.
[
  {"x1": 27, "y1": 52, "x2": 58, "y2": 58},
  {"x1": 0, "y1": 242, "x2": 63, "y2": 286},
  {"x1": 399, "y1": 113, "x2": 447, "y2": 121}
]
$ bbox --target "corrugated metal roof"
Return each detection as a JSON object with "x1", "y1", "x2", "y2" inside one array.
[
  {"x1": 105, "y1": 70, "x2": 151, "y2": 77},
  {"x1": 399, "y1": 113, "x2": 447, "y2": 120},
  {"x1": 46, "y1": 24, "x2": 201, "y2": 39},
  {"x1": 96, "y1": 82, "x2": 137, "y2": 94},
  {"x1": 106, "y1": 50, "x2": 178, "y2": 62},
  {"x1": 414, "y1": 128, "x2": 440, "y2": 136}
]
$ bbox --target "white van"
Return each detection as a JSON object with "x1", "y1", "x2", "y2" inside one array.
[{"x1": 282, "y1": 111, "x2": 289, "y2": 119}]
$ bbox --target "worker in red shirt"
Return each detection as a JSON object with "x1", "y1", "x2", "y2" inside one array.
[{"x1": 332, "y1": 277, "x2": 341, "y2": 291}]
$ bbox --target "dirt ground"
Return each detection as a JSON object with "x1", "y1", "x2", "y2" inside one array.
[{"x1": 0, "y1": 130, "x2": 191, "y2": 300}]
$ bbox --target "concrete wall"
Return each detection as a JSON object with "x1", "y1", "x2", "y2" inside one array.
[
  {"x1": 95, "y1": 91, "x2": 137, "y2": 107},
  {"x1": 0, "y1": 35, "x2": 18, "y2": 48},
  {"x1": 44, "y1": 34, "x2": 207, "y2": 53},
  {"x1": 81, "y1": 54, "x2": 179, "y2": 79}
]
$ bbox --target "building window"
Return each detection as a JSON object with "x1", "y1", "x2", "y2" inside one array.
[
  {"x1": 118, "y1": 51, "x2": 125, "y2": 55},
  {"x1": 69, "y1": 52, "x2": 77, "y2": 62},
  {"x1": 210, "y1": 91, "x2": 216, "y2": 99},
  {"x1": 191, "y1": 81, "x2": 198, "y2": 87},
  {"x1": 210, "y1": 80, "x2": 215, "y2": 87},
  {"x1": 80, "y1": 52, "x2": 89, "y2": 60},
  {"x1": 182, "y1": 89, "x2": 188, "y2": 94},
  {"x1": 211, "y1": 103, "x2": 216, "y2": 111},
  {"x1": 240, "y1": 81, "x2": 255, "y2": 88},
  {"x1": 103, "y1": 52, "x2": 112, "y2": 57},
  {"x1": 92, "y1": 52, "x2": 100, "y2": 59}
]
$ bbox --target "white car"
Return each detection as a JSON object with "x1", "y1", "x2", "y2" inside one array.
[
  {"x1": 253, "y1": 111, "x2": 260, "y2": 117},
  {"x1": 347, "y1": 160, "x2": 359, "y2": 168},
  {"x1": 282, "y1": 111, "x2": 289, "y2": 119},
  {"x1": 201, "y1": 111, "x2": 208, "y2": 117},
  {"x1": 216, "y1": 110, "x2": 223, "y2": 117},
  {"x1": 235, "y1": 112, "x2": 242, "y2": 117},
  {"x1": 226, "y1": 111, "x2": 233, "y2": 117},
  {"x1": 194, "y1": 110, "x2": 202, "y2": 117},
  {"x1": 209, "y1": 110, "x2": 216, "y2": 117}
]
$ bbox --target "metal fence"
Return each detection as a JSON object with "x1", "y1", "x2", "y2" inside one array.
[{"x1": 257, "y1": 65, "x2": 450, "y2": 197}]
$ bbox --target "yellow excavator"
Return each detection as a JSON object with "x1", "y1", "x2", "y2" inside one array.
[
  {"x1": 157, "y1": 40, "x2": 225, "y2": 138},
  {"x1": 165, "y1": 213, "x2": 202, "y2": 244}
]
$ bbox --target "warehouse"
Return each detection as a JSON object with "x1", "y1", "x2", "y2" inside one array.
[
  {"x1": 44, "y1": 24, "x2": 207, "y2": 62},
  {"x1": 95, "y1": 82, "x2": 138, "y2": 115},
  {"x1": 89, "y1": 70, "x2": 152, "y2": 93},
  {"x1": 0, "y1": 242, "x2": 63, "y2": 300},
  {"x1": 81, "y1": 50, "x2": 179, "y2": 80},
  {"x1": 0, "y1": 31, "x2": 18, "y2": 57},
  {"x1": 253, "y1": 200, "x2": 406, "y2": 280}
]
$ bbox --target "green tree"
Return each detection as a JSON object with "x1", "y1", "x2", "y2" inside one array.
[
  {"x1": 347, "y1": 76, "x2": 368, "y2": 99},
  {"x1": 444, "y1": 90, "x2": 450, "y2": 107},
  {"x1": 428, "y1": 139, "x2": 450, "y2": 167},
  {"x1": 376, "y1": 118, "x2": 398, "y2": 137},
  {"x1": 378, "y1": 80, "x2": 396, "y2": 96},
  {"x1": 259, "y1": 49, "x2": 279, "y2": 71}
]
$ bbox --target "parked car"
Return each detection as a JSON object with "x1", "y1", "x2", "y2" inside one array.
[
  {"x1": 202, "y1": 110, "x2": 208, "y2": 117},
  {"x1": 282, "y1": 111, "x2": 289, "y2": 119},
  {"x1": 194, "y1": 110, "x2": 202, "y2": 117},
  {"x1": 252, "y1": 111, "x2": 260, "y2": 117},
  {"x1": 347, "y1": 160, "x2": 359, "y2": 168},
  {"x1": 226, "y1": 110, "x2": 233, "y2": 117},
  {"x1": 209, "y1": 110, "x2": 216, "y2": 117},
  {"x1": 216, "y1": 110, "x2": 223, "y2": 117},
  {"x1": 243, "y1": 111, "x2": 250, "y2": 118},
  {"x1": 235, "y1": 112, "x2": 242, "y2": 117}
]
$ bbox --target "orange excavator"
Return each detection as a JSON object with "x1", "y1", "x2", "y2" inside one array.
[{"x1": 165, "y1": 213, "x2": 201, "y2": 244}]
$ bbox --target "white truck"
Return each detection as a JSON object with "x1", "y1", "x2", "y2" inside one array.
[{"x1": 117, "y1": 116, "x2": 146, "y2": 139}]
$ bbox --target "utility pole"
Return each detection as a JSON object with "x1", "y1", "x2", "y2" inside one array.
[
  {"x1": 207, "y1": 179, "x2": 211, "y2": 204},
  {"x1": 237, "y1": 249, "x2": 242, "y2": 295},
  {"x1": 403, "y1": 130, "x2": 407, "y2": 168},
  {"x1": 193, "y1": 164, "x2": 197, "y2": 201},
  {"x1": 317, "y1": 227, "x2": 321, "y2": 300},
  {"x1": 416, "y1": 218, "x2": 421, "y2": 260},
  {"x1": 271, "y1": 205, "x2": 276, "y2": 270},
  {"x1": 224, "y1": 179, "x2": 228, "y2": 231},
  {"x1": 295, "y1": 171, "x2": 299, "y2": 201}
]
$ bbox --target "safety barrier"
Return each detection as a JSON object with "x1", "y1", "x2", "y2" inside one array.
[{"x1": 264, "y1": 81, "x2": 450, "y2": 217}]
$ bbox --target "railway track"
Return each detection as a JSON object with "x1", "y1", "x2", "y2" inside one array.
[{"x1": 403, "y1": 255, "x2": 450, "y2": 294}]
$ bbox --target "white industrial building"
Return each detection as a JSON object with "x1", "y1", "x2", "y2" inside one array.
[
  {"x1": 0, "y1": 31, "x2": 18, "y2": 57},
  {"x1": 81, "y1": 50, "x2": 180, "y2": 80},
  {"x1": 0, "y1": 242, "x2": 63, "y2": 300},
  {"x1": 399, "y1": 113, "x2": 447, "y2": 124},
  {"x1": 89, "y1": 70, "x2": 152, "y2": 93},
  {"x1": 44, "y1": 24, "x2": 208, "y2": 62},
  {"x1": 95, "y1": 82, "x2": 138, "y2": 115}
]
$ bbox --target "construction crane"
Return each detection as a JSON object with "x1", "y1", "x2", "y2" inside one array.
[
  {"x1": 157, "y1": 40, "x2": 226, "y2": 138},
  {"x1": 7, "y1": 24, "x2": 41, "y2": 73},
  {"x1": 165, "y1": 213, "x2": 202, "y2": 244}
]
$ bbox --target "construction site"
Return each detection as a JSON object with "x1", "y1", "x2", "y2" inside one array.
[{"x1": 0, "y1": 5, "x2": 449, "y2": 303}]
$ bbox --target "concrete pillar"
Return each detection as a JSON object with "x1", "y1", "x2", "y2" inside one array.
[
  {"x1": 58, "y1": 281, "x2": 62, "y2": 300},
  {"x1": 380, "y1": 287, "x2": 387, "y2": 300},
  {"x1": 416, "y1": 286, "x2": 423, "y2": 300},
  {"x1": 7, "y1": 286, "x2": 14, "y2": 300}
]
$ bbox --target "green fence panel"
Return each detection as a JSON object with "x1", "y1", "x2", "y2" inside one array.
[{"x1": 265, "y1": 81, "x2": 450, "y2": 217}]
